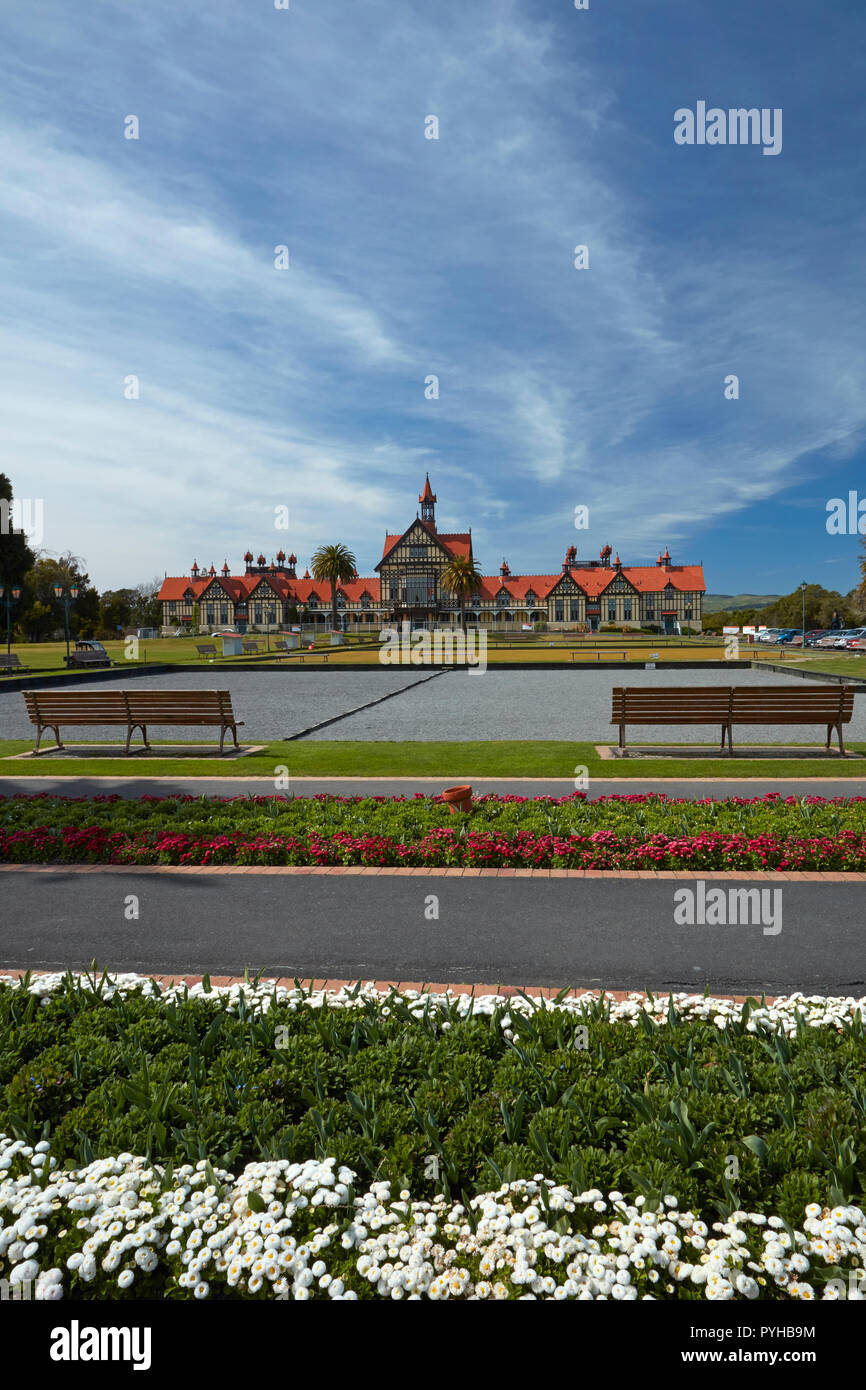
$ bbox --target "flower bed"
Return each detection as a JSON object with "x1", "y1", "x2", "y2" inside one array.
[
  {"x1": 1, "y1": 791, "x2": 866, "y2": 869},
  {"x1": 1, "y1": 1136, "x2": 863, "y2": 1300},
  {"x1": 1, "y1": 969, "x2": 864, "y2": 1280}
]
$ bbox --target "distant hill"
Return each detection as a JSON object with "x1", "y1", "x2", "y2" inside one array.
[{"x1": 703, "y1": 594, "x2": 782, "y2": 615}]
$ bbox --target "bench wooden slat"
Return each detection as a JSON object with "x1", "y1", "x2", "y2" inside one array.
[
  {"x1": 610, "y1": 685, "x2": 854, "y2": 755},
  {"x1": 22, "y1": 689, "x2": 244, "y2": 755}
]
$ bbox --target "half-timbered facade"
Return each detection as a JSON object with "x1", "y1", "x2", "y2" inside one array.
[{"x1": 158, "y1": 479, "x2": 705, "y2": 633}]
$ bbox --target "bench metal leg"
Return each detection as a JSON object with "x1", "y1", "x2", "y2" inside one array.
[
  {"x1": 125, "y1": 723, "x2": 150, "y2": 755},
  {"x1": 619, "y1": 723, "x2": 626, "y2": 754},
  {"x1": 34, "y1": 722, "x2": 63, "y2": 754},
  {"x1": 826, "y1": 723, "x2": 832, "y2": 753},
  {"x1": 219, "y1": 724, "x2": 240, "y2": 754},
  {"x1": 837, "y1": 723, "x2": 846, "y2": 756}
]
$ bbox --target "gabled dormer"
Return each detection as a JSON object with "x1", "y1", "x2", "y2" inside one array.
[
  {"x1": 549, "y1": 570, "x2": 585, "y2": 597},
  {"x1": 248, "y1": 575, "x2": 280, "y2": 600},
  {"x1": 199, "y1": 578, "x2": 234, "y2": 602},
  {"x1": 601, "y1": 570, "x2": 638, "y2": 596},
  {"x1": 377, "y1": 518, "x2": 454, "y2": 569}
]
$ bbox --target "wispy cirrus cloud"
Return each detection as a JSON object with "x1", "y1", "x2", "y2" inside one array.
[{"x1": 0, "y1": 0, "x2": 864, "y2": 589}]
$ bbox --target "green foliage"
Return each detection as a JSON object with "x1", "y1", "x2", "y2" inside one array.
[
  {"x1": 0, "y1": 976, "x2": 863, "y2": 1225},
  {"x1": 0, "y1": 472, "x2": 36, "y2": 598},
  {"x1": 2, "y1": 789, "x2": 865, "y2": 852}
]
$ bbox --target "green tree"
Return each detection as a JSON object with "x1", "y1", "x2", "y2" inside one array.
[
  {"x1": 0, "y1": 473, "x2": 36, "y2": 601},
  {"x1": 98, "y1": 588, "x2": 135, "y2": 637},
  {"x1": 762, "y1": 585, "x2": 851, "y2": 631},
  {"x1": 311, "y1": 543, "x2": 356, "y2": 632},
  {"x1": 440, "y1": 555, "x2": 484, "y2": 630},
  {"x1": 704, "y1": 584, "x2": 858, "y2": 637},
  {"x1": 130, "y1": 578, "x2": 163, "y2": 629},
  {"x1": 19, "y1": 552, "x2": 99, "y2": 642}
]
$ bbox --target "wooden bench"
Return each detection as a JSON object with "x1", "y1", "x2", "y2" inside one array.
[
  {"x1": 196, "y1": 644, "x2": 218, "y2": 658},
  {"x1": 242, "y1": 640, "x2": 260, "y2": 654},
  {"x1": 611, "y1": 685, "x2": 855, "y2": 755},
  {"x1": 0, "y1": 653, "x2": 29, "y2": 675},
  {"x1": 23, "y1": 690, "x2": 244, "y2": 755}
]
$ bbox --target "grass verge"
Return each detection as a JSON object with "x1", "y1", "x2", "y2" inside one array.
[{"x1": 1, "y1": 739, "x2": 865, "y2": 779}]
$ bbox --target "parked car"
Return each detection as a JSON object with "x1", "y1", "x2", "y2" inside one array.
[
  {"x1": 776, "y1": 630, "x2": 801, "y2": 644},
  {"x1": 756, "y1": 628, "x2": 783, "y2": 642},
  {"x1": 803, "y1": 630, "x2": 830, "y2": 647},
  {"x1": 836, "y1": 627, "x2": 866, "y2": 649},
  {"x1": 847, "y1": 636, "x2": 866, "y2": 652},
  {"x1": 816, "y1": 631, "x2": 845, "y2": 647}
]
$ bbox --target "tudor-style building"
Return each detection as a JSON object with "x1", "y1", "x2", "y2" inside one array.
[
  {"x1": 158, "y1": 477, "x2": 706, "y2": 634},
  {"x1": 375, "y1": 476, "x2": 475, "y2": 627}
]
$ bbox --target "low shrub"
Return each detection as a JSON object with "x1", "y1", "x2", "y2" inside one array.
[
  {"x1": 1, "y1": 792, "x2": 865, "y2": 870},
  {"x1": 0, "y1": 973, "x2": 863, "y2": 1230}
]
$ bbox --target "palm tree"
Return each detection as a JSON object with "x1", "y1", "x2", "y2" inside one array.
[
  {"x1": 311, "y1": 543, "x2": 357, "y2": 634},
  {"x1": 440, "y1": 555, "x2": 484, "y2": 631}
]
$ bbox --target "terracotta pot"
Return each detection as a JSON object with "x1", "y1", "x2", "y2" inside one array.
[{"x1": 442, "y1": 784, "x2": 472, "y2": 814}]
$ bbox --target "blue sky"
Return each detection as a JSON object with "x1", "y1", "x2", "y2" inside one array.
[{"x1": 2, "y1": 0, "x2": 865, "y2": 595}]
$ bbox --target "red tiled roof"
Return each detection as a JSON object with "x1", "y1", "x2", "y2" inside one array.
[
  {"x1": 158, "y1": 577, "x2": 206, "y2": 601},
  {"x1": 436, "y1": 532, "x2": 472, "y2": 559},
  {"x1": 338, "y1": 578, "x2": 380, "y2": 601},
  {"x1": 160, "y1": 560, "x2": 703, "y2": 607},
  {"x1": 470, "y1": 565, "x2": 705, "y2": 604},
  {"x1": 196, "y1": 576, "x2": 248, "y2": 602},
  {"x1": 379, "y1": 520, "x2": 472, "y2": 564}
]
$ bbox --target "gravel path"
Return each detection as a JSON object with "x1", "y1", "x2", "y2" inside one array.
[{"x1": 2, "y1": 667, "x2": 863, "y2": 744}]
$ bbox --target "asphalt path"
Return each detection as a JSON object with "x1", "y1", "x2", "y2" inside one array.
[
  {"x1": 2, "y1": 776, "x2": 865, "y2": 800},
  {"x1": 1, "y1": 871, "x2": 862, "y2": 996}
]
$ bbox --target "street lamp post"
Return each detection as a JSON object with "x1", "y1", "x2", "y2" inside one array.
[
  {"x1": 0, "y1": 584, "x2": 22, "y2": 655},
  {"x1": 801, "y1": 582, "x2": 807, "y2": 651},
  {"x1": 53, "y1": 583, "x2": 80, "y2": 666}
]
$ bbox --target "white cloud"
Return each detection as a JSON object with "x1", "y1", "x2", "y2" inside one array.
[{"x1": 0, "y1": 0, "x2": 863, "y2": 587}]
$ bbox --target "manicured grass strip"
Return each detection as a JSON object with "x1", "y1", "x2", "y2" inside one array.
[{"x1": 2, "y1": 739, "x2": 866, "y2": 778}]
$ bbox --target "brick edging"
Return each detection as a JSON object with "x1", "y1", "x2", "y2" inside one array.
[
  {"x1": 0, "y1": 969, "x2": 795, "y2": 1006},
  {"x1": 0, "y1": 865, "x2": 863, "y2": 880}
]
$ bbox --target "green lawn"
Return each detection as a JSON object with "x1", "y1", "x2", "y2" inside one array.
[
  {"x1": 2, "y1": 632, "x2": 841, "y2": 674},
  {"x1": 0, "y1": 737, "x2": 864, "y2": 779},
  {"x1": 0, "y1": 634, "x2": 358, "y2": 675},
  {"x1": 787, "y1": 654, "x2": 866, "y2": 678}
]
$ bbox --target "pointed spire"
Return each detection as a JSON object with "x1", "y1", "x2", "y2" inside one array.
[{"x1": 419, "y1": 473, "x2": 436, "y2": 526}]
